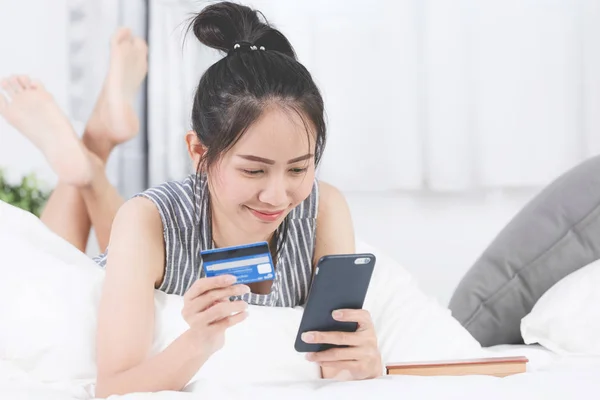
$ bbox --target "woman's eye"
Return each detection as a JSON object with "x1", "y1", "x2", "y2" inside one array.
[
  {"x1": 243, "y1": 169, "x2": 263, "y2": 175},
  {"x1": 290, "y1": 168, "x2": 308, "y2": 174}
]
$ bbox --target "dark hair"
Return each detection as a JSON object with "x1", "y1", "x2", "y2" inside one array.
[{"x1": 187, "y1": 1, "x2": 326, "y2": 259}]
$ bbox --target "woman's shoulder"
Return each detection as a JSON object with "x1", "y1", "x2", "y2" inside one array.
[
  {"x1": 312, "y1": 180, "x2": 355, "y2": 260},
  {"x1": 94, "y1": 196, "x2": 163, "y2": 263},
  {"x1": 99, "y1": 196, "x2": 166, "y2": 285},
  {"x1": 315, "y1": 180, "x2": 350, "y2": 219},
  {"x1": 106, "y1": 197, "x2": 165, "y2": 245},
  {"x1": 117, "y1": 196, "x2": 163, "y2": 226}
]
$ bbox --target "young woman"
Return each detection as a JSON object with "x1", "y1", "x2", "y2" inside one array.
[{"x1": 0, "y1": 2, "x2": 383, "y2": 396}]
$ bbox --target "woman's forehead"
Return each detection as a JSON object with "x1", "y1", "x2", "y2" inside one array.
[{"x1": 232, "y1": 106, "x2": 316, "y2": 155}]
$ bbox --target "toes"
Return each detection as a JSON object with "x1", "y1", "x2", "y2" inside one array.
[
  {"x1": 16, "y1": 75, "x2": 32, "y2": 90},
  {"x1": 0, "y1": 78, "x2": 14, "y2": 109},
  {"x1": 10, "y1": 76, "x2": 23, "y2": 93},
  {"x1": 0, "y1": 78, "x2": 9, "y2": 92},
  {"x1": 3, "y1": 76, "x2": 20, "y2": 97},
  {"x1": 30, "y1": 79, "x2": 45, "y2": 90},
  {"x1": 111, "y1": 27, "x2": 132, "y2": 45}
]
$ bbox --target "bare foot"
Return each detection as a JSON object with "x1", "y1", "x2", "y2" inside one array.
[
  {"x1": 0, "y1": 75, "x2": 93, "y2": 186},
  {"x1": 86, "y1": 28, "x2": 148, "y2": 152}
]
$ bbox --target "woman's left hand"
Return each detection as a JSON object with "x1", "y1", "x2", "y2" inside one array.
[{"x1": 301, "y1": 309, "x2": 383, "y2": 380}]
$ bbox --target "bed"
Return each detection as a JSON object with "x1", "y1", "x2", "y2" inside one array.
[{"x1": 1, "y1": 199, "x2": 600, "y2": 400}]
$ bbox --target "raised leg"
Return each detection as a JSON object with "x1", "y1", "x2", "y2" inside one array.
[{"x1": 0, "y1": 28, "x2": 148, "y2": 253}]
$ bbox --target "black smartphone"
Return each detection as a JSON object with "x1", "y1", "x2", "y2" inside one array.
[{"x1": 294, "y1": 253, "x2": 376, "y2": 353}]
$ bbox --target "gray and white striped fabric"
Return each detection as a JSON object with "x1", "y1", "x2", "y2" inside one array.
[{"x1": 94, "y1": 173, "x2": 319, "y2": 307}]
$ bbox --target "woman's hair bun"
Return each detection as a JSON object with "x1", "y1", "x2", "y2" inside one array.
[{"x1": 189, "y1": 1, "x2": 296, "y2": 59}]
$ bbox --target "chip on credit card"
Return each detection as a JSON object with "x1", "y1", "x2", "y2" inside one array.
[{"x1": 200, "y1": 241, "x2": 275, "y2": 285}]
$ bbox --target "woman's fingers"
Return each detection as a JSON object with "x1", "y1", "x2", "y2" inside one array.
[
  {"x1": 201, "y1": 299, "x2": 248, "y2": 325},
  {"x1": 305, "y1": 346, "x2": 366, "y2": 362},
  {"x1": 187, "y1": 284, "x2": 250, "y2": 314},
  {"x1": 184, "y1": 275, "x2": 237, "y2": 301},
  {"x1": 211, "y1": 308, "x2": 249, "y2": 331},
  {"x1": 301, "y1": 330, "x2": 363, "y2": 347},
  {"x1": 332, "y1": 309, "x2": 374, "y2": 332}
]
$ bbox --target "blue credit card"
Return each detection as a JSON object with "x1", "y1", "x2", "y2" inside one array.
[{"x1": 200, "y1": 241, "x2": 275, "y2": 285}]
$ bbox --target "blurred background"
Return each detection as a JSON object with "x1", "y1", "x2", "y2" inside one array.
[{"x1": 2, "y1": 0, "x2": 600, "y2": 306}]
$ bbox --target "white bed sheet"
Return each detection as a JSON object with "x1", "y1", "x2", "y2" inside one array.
[{"x1": 2, "y1": 345, "x2": 600, "y2": 400}]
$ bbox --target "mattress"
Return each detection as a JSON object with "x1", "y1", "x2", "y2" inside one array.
[{"x1": 2, "y1": 344, "x2": 599, "y2": 400}]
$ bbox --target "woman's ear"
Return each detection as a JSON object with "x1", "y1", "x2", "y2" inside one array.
[{"x1": 185, "y1": 130, "x2": 206, "y2": 170}]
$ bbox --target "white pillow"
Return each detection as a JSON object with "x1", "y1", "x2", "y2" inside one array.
[
  {"x1": 0, "y1": 201, "x2": 103, "y2": 385},
  {"x1": 521, "y1": 259, "x2": 600, "y2": 356},
  {"x1": 152, "y1": 295, "x2": 320, "y2": 387},
  {"x1": 359, "y1": 241, "x2": 483, "y2": 364},
  {"x1": 0, "y1": 200, "x2": 482, "y2": 391}
]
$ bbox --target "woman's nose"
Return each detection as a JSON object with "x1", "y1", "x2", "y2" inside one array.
[{"x1": 258, "y1": 175, "x2": 288, "y2": 207}]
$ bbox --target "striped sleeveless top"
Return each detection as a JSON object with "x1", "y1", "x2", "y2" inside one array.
[{"x1": 94, "y1": 173, "x2": 319, "y2": 307}]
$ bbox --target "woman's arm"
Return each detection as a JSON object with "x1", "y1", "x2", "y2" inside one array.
[
  {"x1": 94, "y1": 198, "x2": 209, "y2": 397},
  {"x1": 312, "y1": 181, "x2": 356, "y2": 265}
]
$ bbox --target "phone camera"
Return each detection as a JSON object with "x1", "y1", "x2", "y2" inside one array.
[{"x1": 354, "y1": 257, "x2": 371, "y2": 265}]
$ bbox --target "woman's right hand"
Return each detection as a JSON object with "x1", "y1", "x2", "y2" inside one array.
[{"x1": 181, "y1": 275, "x2": 250, "y2": 357}]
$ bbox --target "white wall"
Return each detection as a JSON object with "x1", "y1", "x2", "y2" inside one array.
[
  {"x1": 0, "y1": 0, "x2": 68, "y2": 187},
  {"x1": 346, "y1": 189, "x2": 537, "y2": 306}
]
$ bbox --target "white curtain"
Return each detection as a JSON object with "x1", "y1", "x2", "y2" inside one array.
[{"x1": 148, "y1": 0, "x2": 600, "y2": 192}]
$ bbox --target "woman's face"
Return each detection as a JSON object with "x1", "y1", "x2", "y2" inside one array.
[{"x1": 208, "y1": 105, "x2": 317, "y2": 239}]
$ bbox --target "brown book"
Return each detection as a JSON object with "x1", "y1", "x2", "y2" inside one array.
[{"x1": 386, "y1": 356, "x2": 528, "y2": 378}]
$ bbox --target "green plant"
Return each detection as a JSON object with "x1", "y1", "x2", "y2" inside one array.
[{"x1": 0, "y1": 169, "x2": 51, "y2": 217}]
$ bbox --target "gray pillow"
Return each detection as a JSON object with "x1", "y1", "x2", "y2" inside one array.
[{"x1": 448, "y1": 155, "x2": 600, "y2": 347}]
